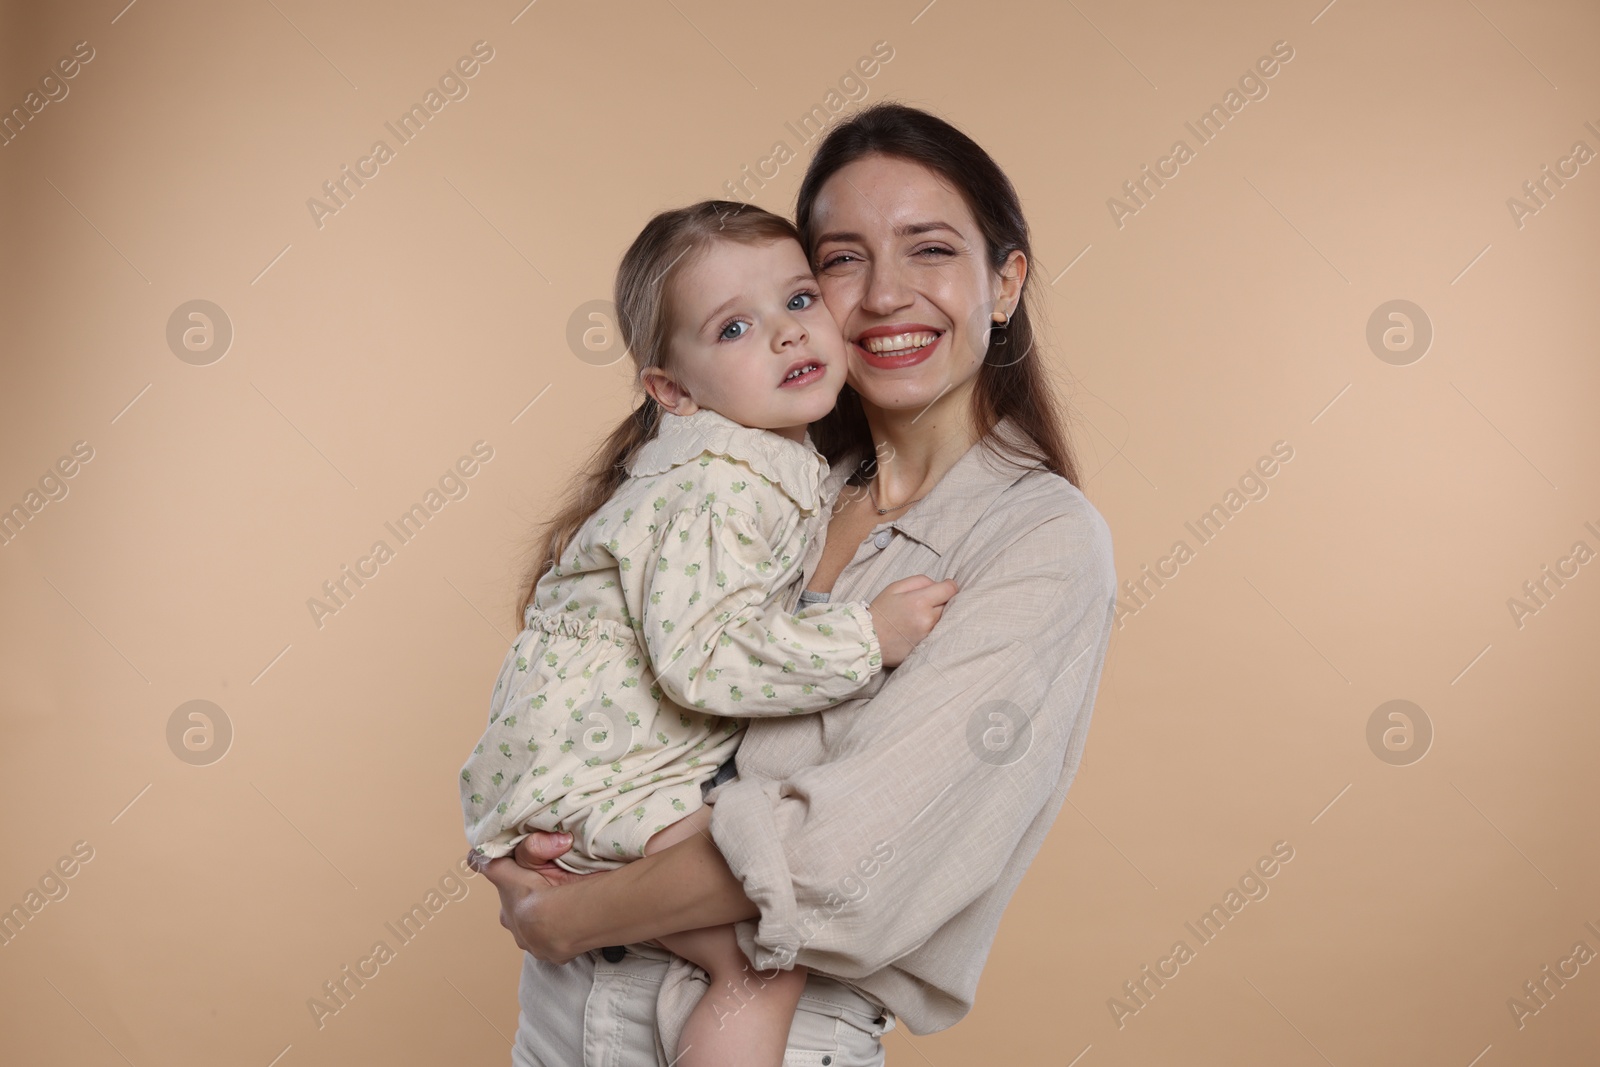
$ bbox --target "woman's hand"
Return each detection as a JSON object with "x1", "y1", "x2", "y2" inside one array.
[
  {"x1": 467, "y1": 832, "x2": 595, "y2": 963},
  {"x1": 472, "y1": 826, "x2": 759, "y2": 964}
]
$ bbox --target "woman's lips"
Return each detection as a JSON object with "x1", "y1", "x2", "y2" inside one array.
[{"x1": 855, "y1": 332, "x2": 942, "y2": 369}]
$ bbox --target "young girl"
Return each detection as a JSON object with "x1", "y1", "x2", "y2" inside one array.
[{"x1": 459, "y1": 201, "x2": 957, "y2": 1066}]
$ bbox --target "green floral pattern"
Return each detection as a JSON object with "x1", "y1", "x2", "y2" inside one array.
[{"x1": 459, "y1": 410, "x2": 884, "y2": 872}]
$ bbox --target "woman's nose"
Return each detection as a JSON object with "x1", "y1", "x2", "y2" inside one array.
[{"x1": 860, "y1": 259, "x2": 912, "y2": 316}]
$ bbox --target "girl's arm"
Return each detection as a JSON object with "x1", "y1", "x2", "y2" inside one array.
[{"x1": 636, "y1": 495, "x2": 886, "y2": 717}]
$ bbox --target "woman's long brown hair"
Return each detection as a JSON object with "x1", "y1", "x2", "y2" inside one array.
[
  {"x1": 514, "y1": 201, "x2": 803, "y2": 626},
  {"x1": 794, "y1": 102, "x2": 1081, "y2": 488}
]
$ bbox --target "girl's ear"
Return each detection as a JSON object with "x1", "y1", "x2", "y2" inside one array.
[{"x1": 640, "y1": 367, "x2": 696, "y2": 415}]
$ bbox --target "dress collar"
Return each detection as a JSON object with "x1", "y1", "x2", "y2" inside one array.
[
  {"x1": 628, "y1": 407, "x2": 828, "y2": 513},
  {"x1": 819, "y1": 417, "x2": 1047, "y2": 556}
]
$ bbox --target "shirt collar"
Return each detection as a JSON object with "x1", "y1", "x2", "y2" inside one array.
[
  {"x1": 820, "y1": 417, "x2": 1046, "y2": 556},
  {"x1": 629, "y1": 407, "x2": 828, "y2": 513}
]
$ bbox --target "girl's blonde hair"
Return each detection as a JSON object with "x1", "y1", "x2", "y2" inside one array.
[{"x1": 516, "y1": 200, "x2": 803, "y2": 626}]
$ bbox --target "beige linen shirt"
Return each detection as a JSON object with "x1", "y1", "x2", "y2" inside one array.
[{"x1": 700, "y1": 416, "x2": 1118, "y2": 1035}]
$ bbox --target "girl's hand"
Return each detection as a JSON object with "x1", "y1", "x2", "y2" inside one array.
[{"x1": 868, "y1": 575, "x2": 958, "y2": 667}]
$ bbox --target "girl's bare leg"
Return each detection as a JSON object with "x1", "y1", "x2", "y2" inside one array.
[{"x1": 645, "y1": 806, "x2": 808, "y2": 1067}]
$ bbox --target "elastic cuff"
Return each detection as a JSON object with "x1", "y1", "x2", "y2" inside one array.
[{"x1": 853, "y1": 600, "x2": 884, "y2": 680}]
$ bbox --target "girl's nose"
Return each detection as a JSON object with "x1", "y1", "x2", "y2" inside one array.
[{"x1": 773, "y1": 313, "x2": 809, "y2": 349}]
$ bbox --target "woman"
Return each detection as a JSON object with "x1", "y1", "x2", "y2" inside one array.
[{"x1": 475, "y1": 101, "x2": 1118, "y2": 1065}]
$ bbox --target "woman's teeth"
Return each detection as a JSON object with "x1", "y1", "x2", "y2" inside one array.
[{"x1": 861, "y1": 332, "x2": 938, "y2": 355}]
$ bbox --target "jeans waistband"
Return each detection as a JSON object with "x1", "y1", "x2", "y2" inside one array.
[{"x1": 596, "y1": 941, "x2": 890, "y2": 1023}]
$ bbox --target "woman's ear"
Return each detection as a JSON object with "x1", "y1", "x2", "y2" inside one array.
[
  {"x1": 640, "y1": 367, "x2": 697, "y2": 415},
  {"x1": 995, "y1": 249, "x2": 1027, "y2": 319}
]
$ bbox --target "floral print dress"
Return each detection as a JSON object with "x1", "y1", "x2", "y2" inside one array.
[{"x1": 460, "y1": 407, "x2": 883, "y2": 873}]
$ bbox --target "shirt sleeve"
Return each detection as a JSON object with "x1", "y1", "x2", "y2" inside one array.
[
  {"x1": 638, "y1": 499, "x2": 884, "y2": 719},
  {"x1": 707, "y1": 497, "x2": 1117, "y2": 979}
]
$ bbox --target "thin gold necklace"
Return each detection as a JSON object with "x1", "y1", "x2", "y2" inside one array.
[{"x1": 866, "y1": 475, "x2": 926, "y2": 515}]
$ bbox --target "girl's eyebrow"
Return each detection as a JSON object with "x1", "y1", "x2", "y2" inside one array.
[
  {"x1": 698, "y1": 296, "x2": 740, "y2": 333},
  {"x1": 814, "y1": 221, "x2": 962, "y2": 246},
  {"x1": 697, "y1": 273, "x2": 817, "y2": 333}
]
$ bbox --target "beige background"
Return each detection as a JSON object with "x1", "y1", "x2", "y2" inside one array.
[{"x1": 2, "y1": 0, "x2": 1597, "y2": 1063}]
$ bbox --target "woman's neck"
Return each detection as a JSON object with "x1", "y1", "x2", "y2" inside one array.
[{"x1": 858, "y1": 394, "x2": 981, "y2": 509}]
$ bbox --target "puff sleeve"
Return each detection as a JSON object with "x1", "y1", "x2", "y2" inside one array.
[{"x1": 638, "y1": 500, "x2": 884, "y2": 718}]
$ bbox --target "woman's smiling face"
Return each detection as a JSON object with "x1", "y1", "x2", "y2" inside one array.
[{"x1": 808, "y1": 153, "x2": 1024, "y2": 417}]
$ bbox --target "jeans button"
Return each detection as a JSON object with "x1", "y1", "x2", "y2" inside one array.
[
  {"x1": 822, "y1": 1057, "x2": 832, "y2": 1065},
  {"x1": 600, "y1": 945, "x2": 626, "y2": 962}
]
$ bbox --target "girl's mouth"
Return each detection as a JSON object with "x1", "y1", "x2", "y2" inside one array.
[{"x1": 779, "y1": 362, "x2": 824, "y2": 387}]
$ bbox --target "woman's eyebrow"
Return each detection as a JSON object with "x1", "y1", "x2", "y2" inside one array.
[
  {"x1": 815, "y1": 221, "x2": 962, "y2": 246},
  {"x1": 899, "y1": 220, "x2": 961, "y2": 237}
]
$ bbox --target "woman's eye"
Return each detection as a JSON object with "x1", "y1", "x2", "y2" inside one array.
[
  {"x1": 916, "y1": 246, "x2": 954, "y2": 258},
  {"x1": 819, "y1": 252, "x2": 857, "y2": 269},
  {"x1": 718, "y1": 320, "x2": 748, "y2": 341},
  {"x1": 787, "y1": 291, "x2": 817, "y2": 311}
]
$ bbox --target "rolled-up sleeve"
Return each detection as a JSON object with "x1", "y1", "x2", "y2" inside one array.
[{"x1": 708, "y1": 499, "x2": 1116, "y2": 979}]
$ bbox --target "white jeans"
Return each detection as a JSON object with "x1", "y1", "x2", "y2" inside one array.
[{"x1": 511, "y1": 940, "x2": 896, "y2": 1066}]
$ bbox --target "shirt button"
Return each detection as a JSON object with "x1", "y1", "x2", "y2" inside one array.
[{"x1": 872, "y1": 529, "x2": 892, "y2": 550}]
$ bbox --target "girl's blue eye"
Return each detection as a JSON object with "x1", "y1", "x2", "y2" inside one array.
[
  {"x1": 788, "y1": 291, "x2": 817, "y2": 311},
  {"x1": 719, "y1": 320, "x2": 748, "y2": 341}
]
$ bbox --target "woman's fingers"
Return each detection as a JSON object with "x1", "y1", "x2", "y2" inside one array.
[
  {"x1": 476, "y1": 857, "x2": 547, "y2": 956},
  {"x1": 474, "y1": 854, "x2": 517, "y2": 890},
  {"x1": 473, "y1": 851, "x2": 598, "y2": 961},
  {"x1": 513, "y1": 830, "x2": 574, "y2": 869}
]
